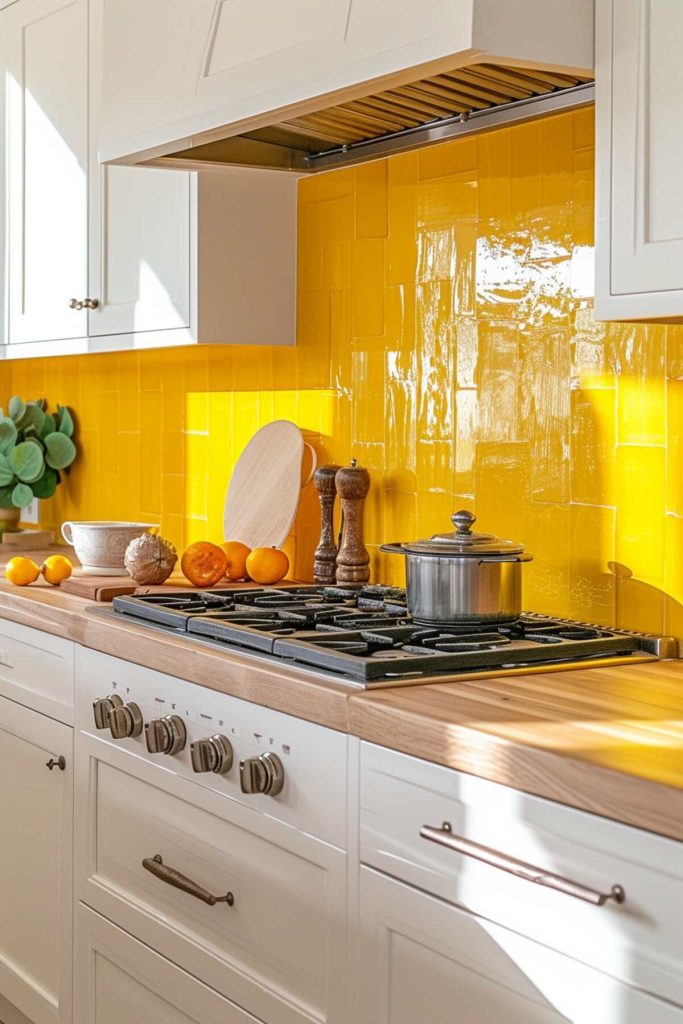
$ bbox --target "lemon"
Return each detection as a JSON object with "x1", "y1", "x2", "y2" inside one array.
[
  {"x1": 5, "y1": 557, "x2": 41, "y2": 587},
  {"x1": 41, "y1": 554, "x2": 73, "y2": 586}
]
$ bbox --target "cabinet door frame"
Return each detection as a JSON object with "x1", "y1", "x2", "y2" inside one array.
[
  {"x1": 0, "y1": 694, "x2": 73, "y2": 1024},
  {"x1": 595, "y1": 0, "x2": 683, "y2": 320},
  {"x1": 75, "y1": 903, "x2": 263, "y2": 1024},
  {"x1": 360, "y1": 866, "x2": 683, "y2": 1024},
  {"x1": 3, "y1": 0, "x2": 89, "y2": 344},
  {"x1": 87, "y1": 0, "x2": 193, "y2": 339}
]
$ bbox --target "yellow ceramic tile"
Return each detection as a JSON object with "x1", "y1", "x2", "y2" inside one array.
[
  {"x1": 616, "y1": 444, "x2": 666, "y2": 580},
  {"x1": 569, "y1": 504, "x2": 616, "y2": 625},
  {"x1": 511, "y1": 120, "x2": 541, "y2": 215},
  {"x1": 523, "y1": 502, "x2": 571, "y2": 616},
  {"x1": 474, "y1": 441, "x2": 531, "y2": 546},
  {"x1": 351, "y1": 240, "x2": 385, "y2": 337},
  {"x1": 298, "y1": 168, "x2": 355, "y2": 204},
  {"x1": 418, "y1": 137, "x2": 476, "y2": 181},
  {"x1": 570, "y1": 388, "x2": 617, "y2": 506},
  {"x1": 477, "y1": 130, "x2": 512, "y2": 220},
  {"x1": 387, "y1": 177, "x2": 417, "y2": 286},
  {"x1": 615, "y1": 575, "x2": 664, "y2": 635},
  {"x1": 572, "y1": 106, "x2": 595, "y2": 152},
  {"x1": 541, "y1": 113, "x2": 573, "y2": 207},
  {"x1": 667, "y1": 380, "x2": 683, "y2": 516},
  {"x1": 664, "y1": 512, "x2": 683, "y2": 605},
  {"x1": 355, "y1": 161, "x2": 388, "y2": 239}
]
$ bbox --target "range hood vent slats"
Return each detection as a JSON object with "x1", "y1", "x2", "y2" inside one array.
[{"x1": 165, "y1": 61, "x2": 594, "y2": 172}]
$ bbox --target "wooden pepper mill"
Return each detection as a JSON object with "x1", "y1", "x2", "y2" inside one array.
[
  {"x1": 313, "y1": 465, "x2": 341, "y2": 584},
  {"x1": 335, "y1": 459, "x2": 371, "y2": 584}
]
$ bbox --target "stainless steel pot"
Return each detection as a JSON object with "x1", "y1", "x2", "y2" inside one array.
[{"x1": 381, "y1": 510, "x2": 532, "y2": 625}]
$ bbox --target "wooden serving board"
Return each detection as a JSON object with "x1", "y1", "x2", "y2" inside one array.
[
  {"x1": 60, "y1": 573, "x2": 139, "y2": 602},
  {"x1": 223, "y1": 420, "x2": 316, "y2": 548}
]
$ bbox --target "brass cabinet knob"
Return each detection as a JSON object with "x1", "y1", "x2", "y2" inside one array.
[
  {"x1": 240, "y1": 752, "x2": 285, "y2": 796},
  {"x1": 145, "y1": 715, "x2": 186, "y2": 756},
  {"x1": 190, "y1": 735, "x2": 233, "y2": 775},
  {"x1": 108, "y1": 701, "x2": 143, "y2": 739},
  {"x1": 69, "y1": 297, "x2": 100, "y2": 310},
  {"x1": 45, "y1": 756, "x2": 66, "y2": 771},
  {"x1": 93, "y1": 694, "x2": 123, "y2": 730}
]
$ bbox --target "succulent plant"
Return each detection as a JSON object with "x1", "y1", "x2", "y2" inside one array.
[{"x1": 0, "y1": 397, "x2": 77, "y2": 509}]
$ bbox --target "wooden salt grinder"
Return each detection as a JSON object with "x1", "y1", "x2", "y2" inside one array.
[
  {"x1": 335, "y1": 460, "x2": 371, "y2": 584},
  {"x1": 313, "y1": 465, "x2": 340, "y2": 585}
]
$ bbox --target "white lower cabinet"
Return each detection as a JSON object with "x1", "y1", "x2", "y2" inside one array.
[
  {"x1": 0, "y1": 693, "x2": 72, "y2": 1024},
  {"x1": 75, "y1": 903, "x2": 263, "y2": 1023},
  {"x1": 359, "y1": 867, "x2": 683, "y2": 1024}
]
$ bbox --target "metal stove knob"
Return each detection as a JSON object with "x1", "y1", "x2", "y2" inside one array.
[
  {"x1": 93, "y1": 694, "x2": 123, "y2": 730},
  {"x1": 108, "y1": 701, "x2": 143, "y2": 739},
  {"x1": 240, "y1": 752, "x2": 285, "y2": 797},
  {"x1": 190, "y1": 735, "x2": 233, "y2": 775},
  {"x1": 145, "y1": 715, "x2": 186, "y2": 756}
]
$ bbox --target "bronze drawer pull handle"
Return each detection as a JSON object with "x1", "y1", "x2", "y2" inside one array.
[
  {"x1": 420, "y1": 822, "x2": 625, "y2": 907},
  {"x1": 45, "y1": 756, "x2": 66, "y2": 771},
  {"x1": 142, "y1": 854, "x2": 235, "y2": 907}
]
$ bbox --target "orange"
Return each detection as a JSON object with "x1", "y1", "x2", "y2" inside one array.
[
  {"x1": 245, "y1": 546, "x2": 289, "y2": 586},
  {"x1": 181, "y1": 542, "x2": 228, "y2": 588},
  {"x1": 41, "y1": 554, "x2": 73, "y2": 586},
  {"x1": 5, "y1": 556, "x2": 41, "y2": 587},
  {"x1": 220, "y1": 540, "x2": 251, "y2": 582}
]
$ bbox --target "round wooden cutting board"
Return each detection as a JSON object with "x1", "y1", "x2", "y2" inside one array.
[{"x1": 223, "y1": 420, "x2": 316, "y2": 549}]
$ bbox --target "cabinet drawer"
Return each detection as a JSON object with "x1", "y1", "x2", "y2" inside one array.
[
  {"x1": 76, "y1": 646, "x2": 347, "y2": 846},
  {"x1": 360, "y1": 742, "x2": 683, "y2": 1007},
  {"x1": 0, "y1": 617, "x2": 74, "y2": 723},
  {"x1": 360, "y1": 867, "x2": 683, "y2": 1024},
  {"x1": 76, "y1": 735, "x2": 347, "y2": 1024},
  {"x1": 76, "y1": 903, "x2": 263, "y2": 1024}
]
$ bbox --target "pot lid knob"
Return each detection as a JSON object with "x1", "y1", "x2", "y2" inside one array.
[{"x1": 451, "y1": 509, "x2": 476, "y2": 536}]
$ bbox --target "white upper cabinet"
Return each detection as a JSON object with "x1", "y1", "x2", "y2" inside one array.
[
  {"x1": 596, "y1": 0, "x2": 683, "y2": 320},
  {"x1": 0, "y1": 0, "x2": 296, "y2": 356},
  {"x1": 3, "y1": 0, "x2": 89, "y2": 345}
]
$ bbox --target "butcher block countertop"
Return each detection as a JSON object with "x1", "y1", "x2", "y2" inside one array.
[{"x1": 2, "y1": 546, "x2": 683, "y2": 841}]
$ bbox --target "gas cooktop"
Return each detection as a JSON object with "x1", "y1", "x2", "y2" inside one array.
[{"x1": 112, "y1": 585, "x2": 677, "y2": 687}]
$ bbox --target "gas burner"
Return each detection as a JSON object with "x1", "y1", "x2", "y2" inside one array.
[{"x1": 112, "y1": 585, "x2": 676, "y2": 686}]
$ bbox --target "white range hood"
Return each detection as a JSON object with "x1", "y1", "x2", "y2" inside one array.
[{"x1": 98, "y1": 0, "x2": 595, "y2": 171}]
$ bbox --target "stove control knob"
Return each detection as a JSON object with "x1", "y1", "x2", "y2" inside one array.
[
  {"x1": 240, "y1": 752, "x2": 285, "y2": 797},
  {"x1": 108, "y1": 701, "x2": 143, "y2": 740},
  {"x1": 145, "y1": 715, "x2": 186, "y2": 756},
  {"x1": 190, "y1": 735, "x2": 233, "y2": 775},
  {"x1": 93, "y1": 694, "x2": 123, "y2": 730}
]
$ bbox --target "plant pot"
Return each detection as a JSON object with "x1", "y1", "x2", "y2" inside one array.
[{"x1": 0, "y1": 507, "x2": 21, "y2": 535}]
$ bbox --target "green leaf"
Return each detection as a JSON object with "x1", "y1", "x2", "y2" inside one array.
[
  {"x1": 8, "y1": 396, "x2": 25, "y2": 423},
  {"x1": 17, "y1": 401, "x2": 45, "y2": 433},
  {"x1": 0, "y1": 485, "x2": 15, "y2": 509},
  {"x1": 58, "y1": 405, "x2": 74, "y2": 438},
  {"x1": 10, "y1": 441, "x2": 44, "y2": 483},
  {"x1": 0, "y1": 417, "x2": 17, "y2": 455},
  {"x1": 39, "y1": 413, "x2": 56, "y2": 440},
  {"x1": 24, "y1": 435, "x2": 45, "y2": 452},
  {"x1": 0, "y1": 453, "x2": 13, "y2": 487},
  {"x1": 11, "y1": 482, "x2": 33, "y2": 508},
  {"x1": 44, "y1": 431, "x2": 76, "y2": 470},
  {"x1": 31, "y1": 468, "x2": 57, "y2": 499}
]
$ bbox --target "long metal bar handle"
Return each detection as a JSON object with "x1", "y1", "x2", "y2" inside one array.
[
  {"x1": 420, "y1": 823, "x2": 625, "y2": 907},
  {"x1": 142, "y1": 854, "x2": 235, "y2": 907}
]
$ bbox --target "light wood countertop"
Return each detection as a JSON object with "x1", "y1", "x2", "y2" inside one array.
[{"x1": 2, "y1": 546, "x2": 683, "y2": 839}]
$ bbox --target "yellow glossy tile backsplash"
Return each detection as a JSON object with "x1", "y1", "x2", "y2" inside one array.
[{"x1": 6, "y1": 106, "x2": 683, "y2": 640}]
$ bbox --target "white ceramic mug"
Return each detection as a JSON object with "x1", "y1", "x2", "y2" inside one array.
[{"x1": 61, "y1": 521, "x2": 154, "y2": 575}]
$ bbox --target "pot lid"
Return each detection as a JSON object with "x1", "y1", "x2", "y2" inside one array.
[{"x1": 400, "y1": 510, "x2": 526, "y2": 557}]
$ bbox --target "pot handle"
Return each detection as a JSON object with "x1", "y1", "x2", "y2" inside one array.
[
  {"x1": 380, "y1": 543, "x2": 405, "y2": 555},
  {"x1": 61, "y1": 522, "x2": 74, "y2": 545},
  {"x1": 478, "y1": 553, "x2": 533, "y2": 564}
]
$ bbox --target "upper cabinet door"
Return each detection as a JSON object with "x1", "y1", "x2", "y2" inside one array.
[
  {"x1": 596, "y1": 0, "x2": 683, "y2": 320},
  {"x1": 4, "y1": 0, "x2": 88, "y2": 344},
  {"x1": 87, "y1": 0, "x2": 192, "y2": 338}
]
